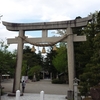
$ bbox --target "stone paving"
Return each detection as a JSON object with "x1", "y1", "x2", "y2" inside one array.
[
  {"x1": 1, "y1": 93, "x2": 67, "y2": 100},
  {"x1": 1, "y1": 79, "x2": 68, "y2": 100}
]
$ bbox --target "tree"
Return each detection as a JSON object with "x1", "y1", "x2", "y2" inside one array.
[
  {"x1": 79, "y1": 11, "x2": 100, "y2": 96},
  {"x1": 0, "y1": 41, "x2": 15, "y2": 76},
  {"x1": 44, "y1": 47, "x2": 57, "y2": 79},
  {"x1": 22, "y1": 46, "x2": 43, "y2": 77},
  {"x1": 52, "y1": 44, "x2": 67, "y2": 73},
  {"x1": 28, "y1": 65, "x2": 42, "y2": 81}
]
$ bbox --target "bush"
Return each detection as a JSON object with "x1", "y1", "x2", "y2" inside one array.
[
  {"x1": 0, "y1": 87, "x2": 5, "y2": 96},
  {"x1": 52, "y1": 79, "x2": 66, "y2": 84},
  {"x1": 83, "y1": 97, "x2": 92, "y2": 100}
]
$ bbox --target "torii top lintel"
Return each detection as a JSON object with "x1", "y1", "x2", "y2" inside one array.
[{"x1": 2, "y1": 16, "x2": 92, "y2": 31}]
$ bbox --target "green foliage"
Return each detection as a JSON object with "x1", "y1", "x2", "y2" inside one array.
[
  {"x1": 82, "y1": 97, "x2": 92, "y2": 100},
  {"x1": 79, "y1": 64, "x2": 100, "y2": 96},
  {"x1": 28, "y1": 65, "x2": 42, "y2": 75},
  {"x1": 0, "y1": 88, "x2": 4, "y2": 95},
  {"x1": 54, "y1": 29, "x2": 66, "y2": 36},
  {"x1": 22, "y1": 46, "x2": 43, "y2": 76},
  {"x1": 79, "y1": 72, "x2": 92, "y2": 96},
  {"x1": 28, "y1": 65, "x2": 42, "y2": 81},
  {"x1": 78, "y1": 11, "x2": 100, "y2": 96},
  {"x1": 22, "y1": 60, "x2": 27, "y2": 76},
  {"x1": 0, "y1": 41, "x2": 16, "y2": 76},
  {"x1": 52, "y1": 45, "x2": 67, "y2": 73},
  {"x1": 44, "y1": 47, "x2": 57, "y2": 79},
  {"x1": 52, "y1": 79, "x2": 66, "y2": 84}
]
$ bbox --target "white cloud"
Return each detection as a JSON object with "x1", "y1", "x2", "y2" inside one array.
[{"x1": 1, "y1": 0, "x2": 99, "y2": 22}]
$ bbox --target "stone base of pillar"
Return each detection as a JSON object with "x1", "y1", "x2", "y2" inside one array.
[
  {"x1": 8, "y1": 93, "x2": 23, "y2": 96},
  {"x1": 67, "y1": 90, "x2": 74, "y2": 100}
]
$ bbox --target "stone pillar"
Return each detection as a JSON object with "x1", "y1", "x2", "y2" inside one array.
[
  {"x1": 42, "y1": 30, "x2": 47, "y2": 43},
  {"x1": 14, "y1": 30, "x2": 24, "y2": 92},
  {"x1": 40, "y1": 91, "x2": 44, "y2": 100},
  {"x1": 74, "y1": 82, "x2": 78, "y2": 100},
  {"x1": 67, "y1": 27, "x2": 75, "y2": 90},
  {"x1": 16, "y1": 90, "x2": 20, "y2": 100},
  {"x1": 42, "y1": 30, "x2": 47, "y2": 38},
  {"x1": 67, "y1": 90, "x2": 73, "y2": 100}
]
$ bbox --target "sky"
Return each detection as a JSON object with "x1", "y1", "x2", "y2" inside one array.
[{"x1": 0, "y1": 0, "x2": 100, "y2": 52}]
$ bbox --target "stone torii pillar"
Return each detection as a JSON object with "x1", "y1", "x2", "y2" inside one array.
[
  {"x1": 67, "y1": 27, "x2": 75, "y2": 91},
  {"x1": 14, "y1": 30, "x2": 24, "y2": 92},
  {"x1": 2, "y1": 16, "x2": 92, "y2": 93}
]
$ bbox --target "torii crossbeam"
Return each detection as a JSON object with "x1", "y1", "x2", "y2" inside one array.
[{"x1": 2, "y1": 16, "x2": 92, "y2": 94}]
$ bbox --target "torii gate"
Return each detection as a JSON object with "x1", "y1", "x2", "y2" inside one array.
[{"x1": 2, "y1": 16, "x2": 92, "y2": 93}]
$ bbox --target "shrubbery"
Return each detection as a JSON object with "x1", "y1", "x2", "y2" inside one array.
[{"x1": 52, "y1": 79, "x2": 66, "y2": 84}]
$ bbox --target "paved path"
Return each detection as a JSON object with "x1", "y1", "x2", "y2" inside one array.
[
  {"x1": 1, "y1": 93, "x2": 67, "y2": 100},
  {"x1": 1, "y1": 79, "x2": 69, "y2": 100}
]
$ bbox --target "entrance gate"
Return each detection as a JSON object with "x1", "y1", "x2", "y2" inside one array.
[{"x1": 2, "y1": 16, "x2": 92, "y2": 93}]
